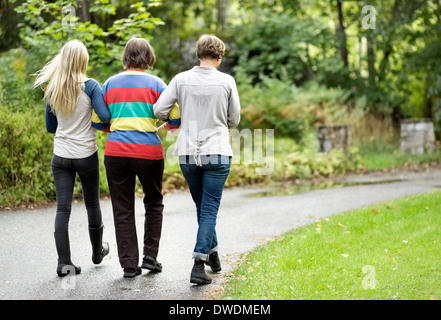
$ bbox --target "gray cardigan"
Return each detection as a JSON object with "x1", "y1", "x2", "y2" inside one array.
[{"x1": 154, "y1": 66, "x2": 241, "y2": 163}]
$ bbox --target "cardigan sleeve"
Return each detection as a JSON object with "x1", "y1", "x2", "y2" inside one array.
[
  {"x1": 86, "y1": 79, "x2": 111, "y2": 131},
  {"x1": 153, "y1": 76, "x2": 179, "y2": 122},
  {"x1": 227, "y1": 77, "x2": 241, "y2": 129},
  {"x1": 45, "y1": 103, "x2": 58, "y2": 133}
]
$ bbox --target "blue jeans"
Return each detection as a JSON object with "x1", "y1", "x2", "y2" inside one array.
[{"x1": 179, "y1": 155, "x2": 230, "y2": 261}]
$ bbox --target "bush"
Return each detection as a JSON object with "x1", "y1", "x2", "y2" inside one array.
[
  {"x1": 236, "y1": 75, "x2": 351, "y2": 141},
  {"x1": 225, "y1": 134, "x2": 361, "y2": 187},
  {"x1": 0, "y1": 101, "x2": 55, "y2": 206},
  {"x1": 0, "y1": 49, "x2": 42, "y2": 111}
]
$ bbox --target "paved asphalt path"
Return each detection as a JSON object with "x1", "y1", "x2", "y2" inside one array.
[{"x1": 0, "y1": 167, "x2": 440, "y2": 300}]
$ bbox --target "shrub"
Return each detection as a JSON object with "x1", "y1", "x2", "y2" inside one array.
[
  {"x1": 0, "y1": 101, "x2": 55, "y2": 206},
  {"x1": 236, "y1": 75, "x2": 351, "y2": 141},
  {"x1": 0, "y1": 49, "x2": 42, "y2": 111}
]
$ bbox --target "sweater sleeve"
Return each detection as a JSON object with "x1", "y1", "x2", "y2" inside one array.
[
  {"x1": 227, "y1": 77, "x2": 241, "y2": 129},
  {"x1": 86, "y1": 79, "x2": 111, "y2": 131},
  {"x1": 153, "y1": 76, "x2": 179, "y2": 122},
  {"x1": 45, "y1": 103, "x2": 58, "y2": 133}
]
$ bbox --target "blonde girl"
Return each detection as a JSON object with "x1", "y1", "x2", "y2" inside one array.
[{"x1": 33, "y1": 40, "x2": 111, "y2": 277}]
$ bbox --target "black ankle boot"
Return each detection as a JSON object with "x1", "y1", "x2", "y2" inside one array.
[
  {"x1": 89, "y1": 225, "x2": 110, "y2": 264},
  {"x1": 54, "y1": 231, "x2": 81, "y2": 277},
  {"x1": 190, "y1": 259, "x2": 212, "y2": 284},
  {"x1": 205, "y1": 251, "x2": 221, "y2": 272}
]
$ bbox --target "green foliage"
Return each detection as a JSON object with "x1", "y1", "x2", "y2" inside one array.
[
  {"x1": 0, "y1": 102, "x2": 55, "y2": 206},
  {"x1": 225, "y1": 135, "x2": 362, "y2": 188},
  {"x1": 281, "y1": 147, "x2": 361, "y2": 180},
  {"x1": 236, "y1": 75, "x2": 351, "y2": 140},
  {"x1": 233, "y1": 0, "x2": 441, "y2": 136},
  {"x1": 233, "y1": 10, "x2": 337, "y2": 86},
  {"x1": 11, "y1": 0, "x2": 164, "y2": 80},
  {"x1": 275, "y1": 133, "x2": 361, "y2": 180},
  {"x1": 0, "y1": 49, "x2": 42, "y2": 111}
]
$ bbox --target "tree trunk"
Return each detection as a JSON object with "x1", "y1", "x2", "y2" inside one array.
[
  {"x1": 424, "y1": 71, "x2": 433, "y2": 119},
  {"x1": 218, "y1": 0, "x2": 228, "y2": 31},
  {"x1": 336, "y1": 0, "x2": 349, "y2": 68},
  {"x1": 0, "y1": 0, "x2": 20, "y2": 51},
  {"x1": 80, "y1": 0, "x2": 91, "y2": 22},
  {"x1": 378, "y1": 0, "x2": 399, "y2": 82},
  {"x1": 366, "y1": 33, "x2": 376, "y2": 89}
]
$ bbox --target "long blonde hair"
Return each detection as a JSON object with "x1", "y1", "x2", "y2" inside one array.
[{"x1": 33, "y1": 40, "x2": 89, "y2": 116}]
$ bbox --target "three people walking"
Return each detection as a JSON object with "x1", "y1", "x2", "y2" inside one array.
[{"x1": 36, "y1": 35, "x2": 240, "y2": 284}]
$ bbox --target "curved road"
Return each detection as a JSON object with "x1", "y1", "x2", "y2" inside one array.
[{"x1": 0, "y1": 167, "x2": 440, "y2": 300}]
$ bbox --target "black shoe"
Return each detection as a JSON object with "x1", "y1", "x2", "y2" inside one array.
[
  {"x1": 123, "y1": 266, "x2": 142, "y2": 278},
  {"x1": 54, "y1": 231, "x2": 81, "y2": 277},
  {"x1": 205, "y1": 251, "x2": 222, "y2": 272},
  {"x1": 141, "y1": 255, "x2": 162, "y2": 272},
  {"x1": 190, "y1": 259, "x2": 212, "y2": 284},
  {"x1": 89, "y1": 225, "x2": 110, "y2": 264}
]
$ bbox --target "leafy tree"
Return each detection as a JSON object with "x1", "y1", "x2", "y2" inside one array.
[
  {"x1": 11, "y1": 0, "x2": 163, "y2": 79},
  {"x1": 232, "y1": 10, "x2": 338, "y2": 86},
  {"x1": 0, "y1": 0, "x2": 20, "y2": 51}
]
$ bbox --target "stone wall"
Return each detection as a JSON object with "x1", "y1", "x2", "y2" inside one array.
[
  {"x1": 400, "y1": 119, "x2": 435, "y2": 155},
  {"x1": 318, "y1": 124, "x2": 351, "y2": 153}
]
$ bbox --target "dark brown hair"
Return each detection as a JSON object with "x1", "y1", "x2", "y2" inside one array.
[
  {"x1": 122, "y1": 38, "x2": 156, "y2": 70},
  {"x1": 196, "y1": 35, "x2": 226, "y2": 60}
]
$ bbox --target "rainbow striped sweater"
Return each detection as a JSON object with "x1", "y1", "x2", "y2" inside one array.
[{"x1": 94, "y1": 69, "x2": 180, "y2": 160}]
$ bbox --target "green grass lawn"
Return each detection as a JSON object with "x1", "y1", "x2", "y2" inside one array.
[
  {"x1": 221, "y1": 190, "x2": 441, "y2": 300},
  {"x1": 359, "y1": 145, "x2": 441, "y2": 170}
]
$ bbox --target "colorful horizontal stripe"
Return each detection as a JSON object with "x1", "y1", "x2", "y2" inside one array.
[
  {"x1": 105, "y1": 140, "x2": 164, "y2": 160},
  {"x1": 107, "y1": 130, "x2": 161, "y2": 145},
  {"x1": 100, "y1": 69, "x2": 180, "y2": 160},
  {"x1": 103, "y1": 72, "x2": 166, "y2": 92},
  {"x1": 110, "y1": 117, "x2": 157, "y2": 132},
  {"x1": 108, "y1": 102, "x2": 156, "y2": 119},
  {"x1": 104, "y1": 86, "x2": 160, "y2": 106}
]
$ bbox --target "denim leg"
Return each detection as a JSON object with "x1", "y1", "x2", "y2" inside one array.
[{"x1": 181, "y1": 155, "x2": 230, "y2": 260}]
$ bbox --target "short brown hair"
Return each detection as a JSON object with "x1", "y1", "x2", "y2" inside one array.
[
  {"x1": 122, "y1": 38, "x2": 156, "y2": 70},
  {"x1": 196, "y1": 35, "x2": 226, "y2": 60}
]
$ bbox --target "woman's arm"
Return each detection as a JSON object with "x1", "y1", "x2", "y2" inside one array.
[
  {"x1": 153, "y1": 77, "x2": 179, "y2": 122},
  {"x1": 86, "y1": 79, "x2": 111, "y2": 131},
  {"x1": 227, "y1": 77, "x2": 241, "y2": 129},
  {"x1": 45, "y1": 103, "x2": 58, "y2": 133},
  {"x1": 87, "y1": 79, "x2": 111, "y2": 123}
]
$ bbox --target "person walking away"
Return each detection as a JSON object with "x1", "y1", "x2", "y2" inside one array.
[
  {"x1": 33, "y1": 40, "x2": 111, "y2": 277},
  {"x1": 100, "y1": 38, "x2": 180, "y2": 278},
  {"x1": 154, "y1": 35, "x2": 241, "y2": 284}
]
